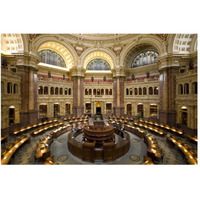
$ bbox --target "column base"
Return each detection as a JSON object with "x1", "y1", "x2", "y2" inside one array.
[
  {"x1": 73, "y1": 106, "x2": 84, "y2": 117},
  {"x1": 159, "y1": 110, "x2": 176, "y2": 127},
  {"x1": 20, "y1": 110, "x2": 38, "y2": 126},
  {"x1": 113, "y1": 107, "x2": 124, "y2": 116}
]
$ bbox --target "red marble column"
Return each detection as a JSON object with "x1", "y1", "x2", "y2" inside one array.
[
  {"x1": 73, "y1": 76, "x2": 84, "y2": 116},
  {"x1": 159, "y1": 67, "x2": 179, "y2": 126},
  {"x1": 17, "y1": 66, "x2": 38, "y2": 125},
  {"x1": 113, "y1": 77, "x2": 125, "y2": 116}
]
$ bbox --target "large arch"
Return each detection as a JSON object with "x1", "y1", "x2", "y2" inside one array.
[
  {"x1": 1, "y1": 34, "x2": 25, "y2": 54},
  {"x1": 33, "y1": 35, "x2": 77, "y2": 67},
  {"x1": 171, "y1": 34, "x2": 197, "y2": 54},
  {"x1": 120, "y1": 35, "x2": 164, "y2": 67},
  {"x1": 81, "y1": 47, "x2": 116, "y2": 69}
]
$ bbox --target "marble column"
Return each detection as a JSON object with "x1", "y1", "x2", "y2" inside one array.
[
  {"x1": 159, "y1": 67, "x2": 179, "y2": 126},
  {"x1": 17, "y1": 65, "x2": 38, "y2": 125},
  {"x1": 72, "y1": 76, "x2": 84, "y2": 116},
  {"x1": 113, "y1": 76, "x2": 125, "y2": 116}
]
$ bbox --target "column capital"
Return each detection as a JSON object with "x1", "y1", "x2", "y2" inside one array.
[
  {"x1": 112, "y1": 66, "x2": 126, "y2": 78},
  {"x1": 70, "y1": 66, "x2": 85, "y2": 77}
]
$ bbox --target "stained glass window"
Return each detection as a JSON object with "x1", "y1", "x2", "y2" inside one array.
[
  {"x1": 131, "y1": 51, "x2": 159, "y2": 68},
  {"x1": 38, "y1": 50, "x2": 66, "y2": 67},
  {"x1": 86, "y1": 59, "x2": 111, "y2": 70}
]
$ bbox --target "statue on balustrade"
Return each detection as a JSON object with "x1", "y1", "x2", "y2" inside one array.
[
  {"x1": 103, "y1": 76, "x2": 106, "y2": 81},
  {"x1": 48, "y1": 71, "x2": 51, "y2": 78},
  {"x1": 189, "y1": 59, "x2": 194, "y2": 70},
  {"x1": 132, "y1": 74, "x2": 135, "y2": 80},
  {"x1": 1, "y1": 57, "x2": 7, "y2": 68},
  {"x1": 91, "y1": 76, "x2": 94, "y2": 82},
  {"x1": 63, "y1": 74, "x2": 65, "y2": 80}
]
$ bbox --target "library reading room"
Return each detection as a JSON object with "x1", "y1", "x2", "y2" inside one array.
[{"x1": 1, "y1": 34, "x2": 198, "y2": 165}]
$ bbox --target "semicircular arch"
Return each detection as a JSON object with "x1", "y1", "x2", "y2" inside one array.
[
  {"x1": 81, "y1": 48, "x2": 116, "y2": 69},
  {"x1": 33, "y1": 35, "x2": 77, "y2": 68},
  {"x1": 120, "y1": 35, "x2": 164, "y2": 67}
]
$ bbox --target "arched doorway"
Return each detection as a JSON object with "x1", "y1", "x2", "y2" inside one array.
[
  {"x1": 150, "y1": 104, "x2": 158, "y2": 118},
  {"x1": 137, "y1": 103, "x2": 143, "y2": 118},
  {"x1": 54, "y1": 103, "x2": 60, "y2": 117},
  {"x1": 127, "y1": 104, "x2": 132, "y2": 115},
  {"x1": 65, "y1": 103, "x2": 70, "y2": 115},
  {"x1": 9, "y1": 106, "x2": 15, "y2": 125},
  {"x1": 39, "y1": 104, "x2": 47, "y2": 118},
  {"x1": 96, "y1": 102, "x2": 102, "y2": 115},
  {"x1": 181, "y1": 106, "x2": 188, "y2": 125}
]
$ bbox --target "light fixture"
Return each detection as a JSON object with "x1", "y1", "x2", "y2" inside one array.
[{"x1": 38, "y1": 62, "x2": 69, "y2": 71}]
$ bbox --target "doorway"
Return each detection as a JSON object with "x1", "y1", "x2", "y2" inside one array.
[
  {"x1": 9, "y1": 107, "x2": 15, "y2": 125},
  {"x1": 181, "y1": 106, "x2": 188, "y2": 125},
  {"x1": 54, "y1": 104, "x2": 60, "y2": 117},
  {"x1": 96, "y1": 102, "x2": 102, "y2": 115},
  {"x1": 137, "y1": 104, "x2": 143, "y2": 118}
]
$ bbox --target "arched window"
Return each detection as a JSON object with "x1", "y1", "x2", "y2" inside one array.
[
  {"x1": 139, "y1": 88, "x2": 142, "y2": 95},
  {"x1": 38, "y1": 49, "x2": 66, "y2": 67},
  {"x1": 134, "y1": 88, "x2": 138, "y2": 95},
  {"x1": 126, "y1": 88, "x2": 129, "y2": 95},
  {"x1": 60, "y1": 88, "x2": 63, "y2": 95},
  {"x1": 65, "y1": 88, "x2": 68, "y2": 95},
  {"x1": 7, "y1": 82, "x2": 12, "y2": 94},
  {"x1": 184, "y1": 83, "x2": 189, "y2": 94},
  {"x1": 149, "y1": 87, "x2": 153, "y2": 95},
  {"x1": 105, "y1": 89, "x2": 108, "y2": 95},
  {"x1": 109, "y1": 89, "x2": 112, "y2": 95},
  {"x1": 14, "y1": 84, "x2": 18, "y2": 94},
  {"x1": 85, "y1": 89, "x2": 88, "y2": 95},
  {"x1": 1, "y1": 81, "x2": 4, "y2": 93},
  {"x1": 101, "y1": 89, "x2": 104, "y2": 95},
  {"x1": 131, "y1": 50, "x2": 159, "y2": 68},
  {"x1": 154, "y1": 87, "x2": 159, "y2": 95},
  {"x1": 192, "y1": 82, "x2": 197, "y2": 94},
  {"x1": 68, "y1": 88, "x2": 71, "y2": 95},
  {"x1": 44, "y1": 86, "x2": 48, "y2": 95},
  {"x1": 89, "y1": 89, "x2": 92, "y2": 95},
  {"x1": 55, "y1": 87, "x2": 58, "y2": 95},
  {"x1": 50, "y1": 87, "x2": 54, "y2": 95},
  {"x1": 178, "y1": 84, "x2": 183, "y2": 94},
  {"x1": 143, "y1": 87, "x2": 147, "y2": 95},
  {"x1": 38, "y1": 86, "x2": 43, "y2": 95},
  {"x1": 130, "y1": 88, "x2": 133, "y2": 95},
  {"x1": 97, "y1": 89, "x2": 100, "y2": 95},
  {"x1": 93, "y1": 89, "x2": 96, "y2": 95},
  {"x1": 86, "y1": 59, "x2": 111, "y2": 70}
]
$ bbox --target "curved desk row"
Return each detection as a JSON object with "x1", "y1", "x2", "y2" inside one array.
[
  {"x1": 144, "y1": 134, "x2": 163, "y2": 162},
  {"x1": 123, "y1": 124, "x2": 162, "y2": 163},
  {"x1": 35, "y1": 135, "x2": 53, "y2": 160},
  {"x1": 52, "y1": 125, "x2": 71, "y2": 138},
  {"x1": 64, "y1": 115, "x2": 89, "y2": 122},
  {"x1": 133, "y1": 122, "x2": 166, "y2": 136},
  {"x1": 13, "y1": 119, "x2": 58, "y2": 135},
  {"x1": 167, "y1": 135, "x2": 197, "y2": 165},
  {"x1": 1, "y1": 135, "x2": 29, "y2": 164},
  {"x1": 184, "y1": 134, "x2": 198, "y2": 143},
  {"x1": 31, "y1": 122, "x2": 63, "y2": 136},
  {"x1": 139, "y1": 119, "x2": 183, "y2": 136},
  {"x1": 1, "y1": 135, "x2": 8, "y2": 142}
]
